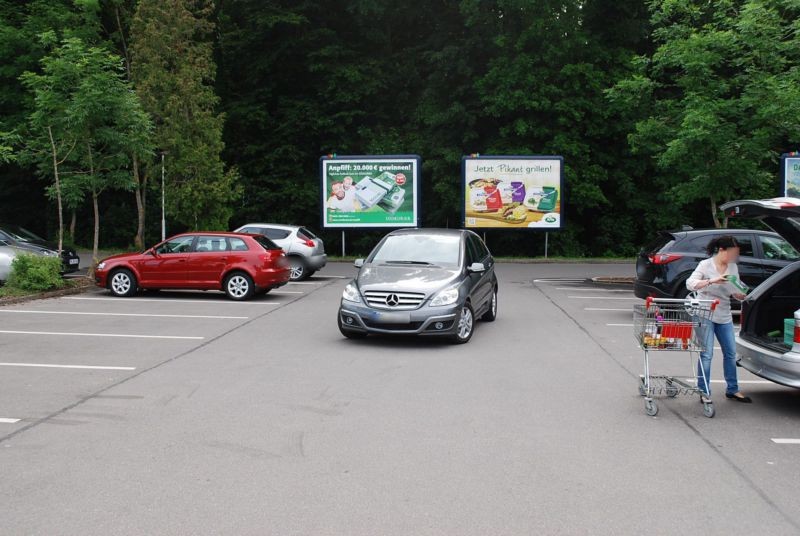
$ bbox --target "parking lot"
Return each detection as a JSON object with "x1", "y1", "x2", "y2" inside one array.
[{"x1": 2, "y1": 262, "x2": 800, "y2": 535}]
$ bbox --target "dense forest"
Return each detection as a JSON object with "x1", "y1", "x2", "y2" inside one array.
[{"x1": 1, "y1": 0, "x2": 799, "y2": 258}]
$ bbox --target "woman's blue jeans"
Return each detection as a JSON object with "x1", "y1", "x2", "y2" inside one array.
[{"x1": 696, "y1": 319, "x2": 739, "y2": 396}]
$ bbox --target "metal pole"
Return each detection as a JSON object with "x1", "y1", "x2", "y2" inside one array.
[
  {"x1": 342, "y1": 231, "x2": 345, "y2": 257},
  {"x1": 161, "y1": 152, "x2": 166, "y2": 241},
  {"x1": 544, "y1": 232, "x2": 549, "y2": 259}
]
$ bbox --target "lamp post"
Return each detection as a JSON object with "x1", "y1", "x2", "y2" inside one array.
[{"x1": 161, "y1": 151, "x2": 166, "y2": 241}]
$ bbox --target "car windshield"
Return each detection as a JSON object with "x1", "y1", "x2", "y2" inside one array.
[
  {"x1": 371, "y1": 234, "x2": 461, "y2": 266},
  {"x1": 0, "y1": 225, "x2": 44, "y2": 243}
]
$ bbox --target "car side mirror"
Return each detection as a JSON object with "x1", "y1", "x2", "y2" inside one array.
[
  {"x1": 354, "y1": 258, "x2": 365, "y2": 268},
  {"x1": 468, "y1": 262, "x2": 486, "y2": 273},
  {"x1": 147, "y1": 248, "x2": 158, "y2": 257}
]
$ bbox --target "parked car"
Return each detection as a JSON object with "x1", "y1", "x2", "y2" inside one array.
[
  {"x1": 0, "y1": 224, "x2": 80, "y2": 273},
  {"x1": 719, "y1": 198, "x2": 800, "y2": 388},
  {"x1": 94, "y1": 232, "x2": 291, "y2": 300},
  {"x1": 0, "y1": 241, "x2": 51, "y2": 283},
  {"x1": 634, "y1": 227, "x2": 798, "y2": 302},
  {"x1": 337, "y1": 228, "x2": 498, "y2": 344},
  {"x1": 233, "y1": 223, "x2": 325, "y2": 281}
]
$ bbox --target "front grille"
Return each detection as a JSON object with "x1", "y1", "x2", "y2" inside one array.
[
  {"x1": 363, "y1": 290, "x2": 426, "y2": 309},
  {"x1": 362, "y1": 320, "x2": 424, "y2": 331}
]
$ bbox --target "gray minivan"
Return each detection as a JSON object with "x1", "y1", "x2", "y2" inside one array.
[{"x1": 337, "y1": 228, "x2": 498, "y2": 344}]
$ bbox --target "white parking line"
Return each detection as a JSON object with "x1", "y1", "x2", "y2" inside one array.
[
  {"x1": 0, "y1": 330, "x2": 203, "y2": 340},
  {"x1": 315, "y1": 275, "x2": 347, "y2": 279},
  {"x1": 0, "y1": 418, "x2": 21, "y2": 424},
  {"x1": 0, "y1": 310, "x2": 247, "y2": 320},
  {"x1": 270, "y1": 291, "x2": 304, "y2": 295},
  {"x1": 65, "y1": 297, "x2": 281, "y2": 306},
  {"x1": 680, "y1": 378, "x2": 771, "y2": 385},
  {"x1": 586, "y1": 308, "x2": 631, "y2": 312},
  {"x1": 0, "y1": 362, "x2": 136, "y2": 371},
  {"x1": 556, "y1": 287, "x2": 632, "y2": 292},
  {"x1": 607, "y1": 323, "x2": 633, "y2": 327},
  {"x1": 286, "y1": 281, "x2": 322, "y2": 285},
  {"x1": 771, "y1": 438, "x2": 800, "y2": 444},
  {"x1": 534, "y1": 278, "x2": 585, "y2": 283},
  {"x1": 569, "y1": 296, "x2": 639, "y2": 300}
]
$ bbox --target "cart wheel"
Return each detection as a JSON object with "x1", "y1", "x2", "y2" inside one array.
[
  {"x1": 703, "y1": 403, "x2": 715, "y2": 418},
  {"x1": 645, "y1": 400, "x2": 658, "y2": 417}
]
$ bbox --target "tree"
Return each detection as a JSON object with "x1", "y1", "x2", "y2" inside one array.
[
  {"x1": 609, "y1": 0, "x2": 800, "y2": 227},
  {"x1": 131, "y1": 0, "x2": 240, "y2": 233},
  {"x1": 20, "y1": 35, "x2": 152, "y2": 263}
]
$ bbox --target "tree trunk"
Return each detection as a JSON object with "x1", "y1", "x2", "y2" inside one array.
[
  {"x1": 133, "y1": 154, "x2": 147, "y2": 249},
  {"x1": 47, "y1": 126, "x2": 64, "y2": 253},
  {"x1": 69, "y1": 210, "x2": 76, "y2": 242},
  {"x1": 709, "y1": 195, "x2": 721, "y2": 228}
]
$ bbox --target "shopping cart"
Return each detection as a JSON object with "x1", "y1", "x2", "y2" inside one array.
[{"x1": 633, "y1": 297, "x2": 719, "y2": 418}]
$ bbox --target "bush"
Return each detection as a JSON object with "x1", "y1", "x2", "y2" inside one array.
[{"x1": 5, "y1": 253, "x2": 65, "y2": 292}]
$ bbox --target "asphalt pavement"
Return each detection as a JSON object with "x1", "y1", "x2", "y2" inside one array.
[{"x1": 1, "y1": 262, "x2": 799, "y2": 535}]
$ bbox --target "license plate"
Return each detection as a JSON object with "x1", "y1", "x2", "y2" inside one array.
[
  {"x1": 374, "y1": 311, "x2": 411, "y2": 324},
  {"x1": 69, "y1": 259, "x2": 79, "y2": 265}
]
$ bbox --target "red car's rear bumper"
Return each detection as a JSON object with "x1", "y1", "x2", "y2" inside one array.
[{"x1": 253, "y1": 267, "x2": 291, "y2": 289}]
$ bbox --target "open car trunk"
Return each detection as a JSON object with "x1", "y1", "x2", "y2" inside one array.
[{"x1": 721, "y1": 198, "x2": 800, "y2": 350}]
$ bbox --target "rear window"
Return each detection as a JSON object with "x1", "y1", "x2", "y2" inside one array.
[
  {"x1": 252, "y1": 235, "x2": 281, "y2": 251},
  {"x1": 228, "y1": 237, "x2": 250, "y2": 251},
  {"x1": 642, "y1": 233, "x2": 675, "y2": 253},
  {"x1": 298, "y1": 227, "x2": 317, "y2": 240},
  {"x1": 263, "y1": 228, "x2": 291, "y2": 240}
]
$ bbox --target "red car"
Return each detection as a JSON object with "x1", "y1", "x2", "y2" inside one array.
[{"x1": 95, "y1": 232, "x2": 291, "y2": 300}]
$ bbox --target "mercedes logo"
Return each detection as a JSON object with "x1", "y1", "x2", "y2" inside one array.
[{"x1": 385, "y1": 294, "x2": 400, "y2": 307}]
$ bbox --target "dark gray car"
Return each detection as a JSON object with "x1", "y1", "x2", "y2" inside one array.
[{"x1": 337, "y1": 228, "x2": 498, "y2": 344}]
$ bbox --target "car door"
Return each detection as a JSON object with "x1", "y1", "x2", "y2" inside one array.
[
  {"x1": 187, "y1": 235, "x2": 229, "y2": 286},
  {"x1": 139, "y1": 235, "x2": 194, "y2": 286},
  {"x1": 757, "y1": 233, "x2": 800, "y2": 279},
  {"x1": 466, "y1": 234, "x2": 493, "y2": 311}
]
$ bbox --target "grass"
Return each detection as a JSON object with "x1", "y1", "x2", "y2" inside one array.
[{"x1": 0, "y1": 277, "x2": 87, "y2": 298}]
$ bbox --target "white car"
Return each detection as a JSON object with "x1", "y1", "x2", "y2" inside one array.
[
  {"x1": 0, "y1": 241, "x2": 49, "y2": 283},
  {"x1": 233, "y1": 224, "x2": 326, "y2": 280}
]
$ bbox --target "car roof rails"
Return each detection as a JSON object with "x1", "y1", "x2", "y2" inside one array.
[{"x1": 681, "y1": 225, "x2": 694, "y2": 231}]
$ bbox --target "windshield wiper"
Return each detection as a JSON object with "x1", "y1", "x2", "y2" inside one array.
[{"x1": 383, "y1": 260, "x2": 433, "y2": 265}]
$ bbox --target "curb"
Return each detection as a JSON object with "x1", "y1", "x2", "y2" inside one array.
[
  {"x1": 0, "y1": 277, "x2": 94, "y2": 307},
  {"x1": 592, "y1": 276, "x2": 635, "y2": 284}
]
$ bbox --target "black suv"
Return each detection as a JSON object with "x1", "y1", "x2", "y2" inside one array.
[{"x1": 635, "y1": 228, "x2": 798, "y2": 300}]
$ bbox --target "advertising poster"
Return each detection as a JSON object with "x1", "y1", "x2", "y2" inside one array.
[
  {"x1": 321, "y1": 155, "x2": 420, "y2": 228},
  {"x1": 782, "y1": 153, "x2": 800, "y2": 197},
  {"x1": 462, "y1": 156, "x2": 564, "y2": 229}
]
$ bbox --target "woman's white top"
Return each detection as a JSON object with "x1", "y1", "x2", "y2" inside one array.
[{"x1": 686, "y1": 257, "x2": 740, "y2": 324}]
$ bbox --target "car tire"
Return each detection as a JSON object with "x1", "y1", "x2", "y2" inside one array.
[
  {"x1": 674, "y1": 284, "x2": 691, "y2": 300},
  {"x1": 108, "y1": 268, "x2": 137, "y2": 297},
  {"x1": 481, "y1": 288, "x2": 498, "y2": 322},
  {"x1": 224, "y1": 271, "x2": 254, "y2": 301},
  {"x1": 450, "y1": 303, "x2": 475, "y2": 344},
  {"x1": 338, "y1": 315, "x2": 367, "y2": 339},
  {"x1": 288, "y1": 256, "x2": 308, "y2": 281}
]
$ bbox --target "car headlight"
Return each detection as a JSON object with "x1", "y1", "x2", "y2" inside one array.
[
  {"x1": 342, "y1": 282, "x2": 362, "y2": 303},
  {"x1": 430, "y1": 286, "x2": 460, "y2": 307},
  {"x1": 96, "y1": 261, "x2": 106, "y2": 270}
]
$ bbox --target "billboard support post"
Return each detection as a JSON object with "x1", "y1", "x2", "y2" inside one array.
[
  {"x1": 342, "y1": 231, "x2": 346, "y2": 257},
  {"x1": 545, "y1": 232, "x2": 549, "y2": 259}
]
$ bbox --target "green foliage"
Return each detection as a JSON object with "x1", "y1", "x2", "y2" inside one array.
[
  {"x1": 611, "y1": 0, "x2": 800, "y2": 227},
  {"x1": 5, "y1": 253, "x2": 65, "y2": 292},
  {"x1": 131, "y1": 0, "x2": 240, "y2": 230}
]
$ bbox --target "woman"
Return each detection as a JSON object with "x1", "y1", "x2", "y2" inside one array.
[{"x1": 686, "y1": 235, "x2": 751, "y2": 404}]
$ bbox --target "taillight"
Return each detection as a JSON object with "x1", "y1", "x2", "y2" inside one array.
[
  {"x1": 648, "y1": 253, "x2": 683, "y2": 265},
  {"x1": 299, "y1": 238, "x2": 315, "y2": 248},
  {"x1": 794, "y1": 313, "x2": 800, "y2": 345}
]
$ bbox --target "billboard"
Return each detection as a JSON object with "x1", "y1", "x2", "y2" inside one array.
[
  {"x1": 321, "y1": 155, "x2": 420, "y2": 228},
  {"x1": 782, "y1": 153, "x2": 800, "y2": 197},
  {"x1": 462, "y1": 155, "x2": 564, "y2": 229}
]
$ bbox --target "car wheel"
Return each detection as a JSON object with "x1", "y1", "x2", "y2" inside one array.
[
  {"x1": 450, "y1": 303, "x2": 475, "y2": 344},
  {"x1": 289, "y1": 257, "x2": 308, "y2": 281},
  {"x1": 675, "y1": 284, "x2": 691, "y2": 300},
  {"x1": 481, "y1": 288, "x2": 498, "y2": 322},
  {"x1": 338, "y1": 315, "x2": 367, "y2": 339},
  {"x1": 109, "y1": 268, "x2": 137, "y2": 297},
  {"x1": 224, "y1": 272, "x2": 254, "y2": 301}
]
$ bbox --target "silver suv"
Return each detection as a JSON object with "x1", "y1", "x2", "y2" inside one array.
[
  {"x1": 234, "y1": 224, "x2": 326, "y2": 280},
  {"x1": 338, "y1": 228, "x2": 498, "y2": 344}
]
